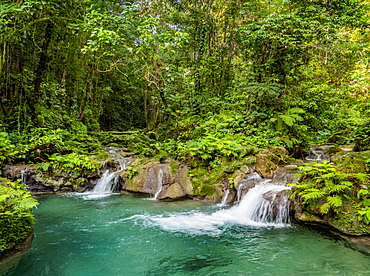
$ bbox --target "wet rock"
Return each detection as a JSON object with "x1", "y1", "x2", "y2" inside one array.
[
  {"x1": 262, "y1": 189, "x2": 290, "y2": 218},
  {"x1": 2, "y1": 164, "x2": 53, "y2": 193},
  {"x1": 262, "y1": 189, "x2": 289, "y2": 202},
  {"x1": 306, "y1": 146, "x2": 330, "y2": 161},
  {"x1": 157, "y1": 183, "x2": 186, "y2": 200},
  {"x1": 235, "y1": 178, "x2": 256, "y2": 201}
]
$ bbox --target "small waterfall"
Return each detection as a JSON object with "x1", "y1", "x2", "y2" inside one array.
[
  {"x1": 84, "y1": 149, "x2": 132, "y2": 198},
  {"x1": 21, "y1": 170, "x2": 27, "y2": 184},
  {"x1": 91, "y1": 170, "x2": 117, "y2": 194},
  {"x1": 134, "y1": 169, "x2": 295, "y2": 234},
  {"x1": 236, "y1": 185, "x2": 243, "y2": 202},
  {"x1": 236, "y1": 171, "x2": 264, "y2": 202},
  {"x1": 306, "y1": 146, "x2": 330, "y2": 162},
  {"x1": 220, "y1": 190, "x2": 230, "y2": 206},
  {"x1": 153, "y1": 169, "x2": 164, "y2": 200},
  {"x1": 91, "y1": 157, "x2": 131, "y2": 195},
  {"x1": 226, "y1": 183, "x2": 291, "y2": 225}
]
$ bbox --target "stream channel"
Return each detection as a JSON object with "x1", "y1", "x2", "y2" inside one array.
[{"x1": 1, "y1": 192, "x2": 370, "y2": 275}]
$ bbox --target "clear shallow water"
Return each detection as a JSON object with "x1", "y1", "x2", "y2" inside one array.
[{"x1": 1, "y1": 194, "x2": 370, "y2": 276}]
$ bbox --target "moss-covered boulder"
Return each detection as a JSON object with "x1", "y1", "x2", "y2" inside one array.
[
  {"x1": 121, "y1": 159, "x2": 193, "y2": 200},
  {"x1": 268, "y1": 146, "x2": 288, "y2": 157},
  {"x1": 255, "y1": 153, "x2": 279, "y2": 178}
]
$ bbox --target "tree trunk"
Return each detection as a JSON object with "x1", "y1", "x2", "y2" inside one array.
[{"x1": 34, "y1": 22, "x2": 53, "y2": 103}]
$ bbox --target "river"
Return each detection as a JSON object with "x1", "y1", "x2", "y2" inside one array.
[{"x1": 1, "y1": 193, "x2": 369, "y2": 275}]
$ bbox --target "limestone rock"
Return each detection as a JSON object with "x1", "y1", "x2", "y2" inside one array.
[
  {"x1": 255, "y1": 153, "x2": 279, "y2": 178},
  {"x1": 122, "y1": 160, "x2": 193, "y2": 199},
  {"x1": 240, "y1": 165, "x2": 250, "y2": 174},
  {"x1": 157, "y1": 183, "x2": 186, "y2": 200},
  {"x1": 268, "y1": 146, "x2": 289, "y2": 156},
  {"x1": 233, "y1": 170, "x2": 245, "y2": 189},
  {"x1": 122, "y1": 160, "x2": 162, "y2": 193},
  {"x1": 173, "y1": 164, "x2": 193, "y2": 195},
  {"x1": 285, "y1": 164, "x2": 298, "y2": 170}
]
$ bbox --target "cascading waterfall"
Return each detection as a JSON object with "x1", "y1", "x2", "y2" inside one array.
[
  {"x1": 91, "y1": 170, "x2": 118, "y2": 194},
  {"x1": 84, "y1": 148, "x2": 132, "y2": 199},
  {"x1": 153, "y1": 169, "x2": 164, "y2": 200},
  {"x1": 91, "y1": 158, "x2": 131, "y2": 195},
  {"x1": 226, "y1": 183, "x2": 291, "y2": 225},
  {"x1": 306, "y1": 146, "x2": 330, "y2": 161},
  {"x1": 131, "y1": 169, "x2": 296, "y2": 234}
]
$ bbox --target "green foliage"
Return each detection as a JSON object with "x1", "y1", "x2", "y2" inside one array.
[
  {"x1": 356, "y1": 189, "x2": 370, "y2": 224},
  {"x1": 37, "y1": 153, "x2": 102, "y2": 177},
  {"x1": 271, "y1": 107, "x2": 309, "y2": 149},
  {"x1": 1, "y1": 0, "x2": 370, "y2": 164},
  {"x1": 0, "y1": 132, "x2": 16, "y2": 166},
  {"x1": 0, "y1": 178, "x2": 38, "y2": 253},
  {"x1": 354, "y1": 118, "x2": 370, "y2": 151},
  {"x1": 125, "y1": 166, "x2": 138, "y2": 179},
  {"x1": 291, "y1": 161, "x2": 366, "y2": 214}
]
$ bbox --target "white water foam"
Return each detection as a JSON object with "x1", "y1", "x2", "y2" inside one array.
[
  {"x1": 83, "y1": 155, "x2": 132, "y2": 200},
  {"x1": 129, "y1": 180, "x2": 292, "y2": 235}
]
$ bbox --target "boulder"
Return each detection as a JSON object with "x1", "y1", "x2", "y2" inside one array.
[
  {"x1": 255, "y1": 153, "x2": 279, "y2": 178},
  {"x1": 173, "y1": 163, "x2": 193, "y2": 195},
  {"x1": 122, "y1": 160, "x2": 193, "y2": 200},
  {"x1": 268, "y1": 146, "x2": 289, "y2": 156},
  {"x1": 232, "y1": 165, "x2": 250, "y2": 189},
  {"x1": 158, "y1": 183, "x2": 186, "y2": 200}
]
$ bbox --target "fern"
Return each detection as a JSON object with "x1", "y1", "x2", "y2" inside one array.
[
  {"x1": 291, "y1": 161, "x2": 366, "y2": 215},
  {"x1": 327, "y1": 196, "x2": 343, "y2": 208},
  {"x1": 301, "y1": 190, "x2": 325, "y2": 201},
  {"x1": 320, "y1": 202, "x2": 331, "y2": 214}
]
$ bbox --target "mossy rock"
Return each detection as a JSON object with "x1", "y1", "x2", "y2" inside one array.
[{"x1": 255, "y1": 153, "x2": 279, "y2": 178}]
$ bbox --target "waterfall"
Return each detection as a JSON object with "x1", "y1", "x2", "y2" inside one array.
[
  {"x1": 21, "y1": 170, "x2": 27, "y2": 184},
  {"x1": 225, "y1": 183, "x2": 291, "y2": 225},
  {"x1": 236, "y1": 185, "x2": 243, "y2": 202},
  {"x1": 132, "y1": 169, "x2": 295, "y2": 234},
  {"x1": 219, "y1": 190, "x2": 230, "y2": 206},
  {"x1": 91, "y1": 170, "x2": 117, "y2": 194},
  {"x1": 153, "y1": 169, "x2": 164, "y2": 200},
  {"x1": 91, "y1": 157, "x2": 131, "y2": 195},
  {"x1": 306, "y1": 146, "x2": 330, "y2": 162},
  {"x1": 84, "y1": 149, "x2": 132, "y2": 199}
]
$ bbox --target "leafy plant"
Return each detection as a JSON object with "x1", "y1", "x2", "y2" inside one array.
[
  {"x1": 356, "y1": 189, "x2": 370, "y2": 224},
  {"x1": 0, "y1": 178, "x2": 38, "y2": 253},
  {"x1": 36, "y1": 153, "x2": 102, "y2": 177},
  {"x1": 125, "y1": 166, "x2": 138, "y2": 179},
  {"x1": 291, "y1": 161, "x2": 367, "y2": 214}
]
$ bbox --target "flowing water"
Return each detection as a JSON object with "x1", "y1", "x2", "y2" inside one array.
[
  {"x1": 1, "y1": 193, "x2": 370, "y2": 276},
  {"x1": 83, "y1": 156, "x2": 132, "y2": 200},
  {"x1": 219, "y1": 190, "x2": 230, "y2": 206},
  {"x1": 153, "y1": 169, "x2": 164, "y2": 200}
]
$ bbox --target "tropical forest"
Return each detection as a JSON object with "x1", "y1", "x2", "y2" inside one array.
[{"x1": 1, "y1": 0, "x2": 370, "y2": 275}]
